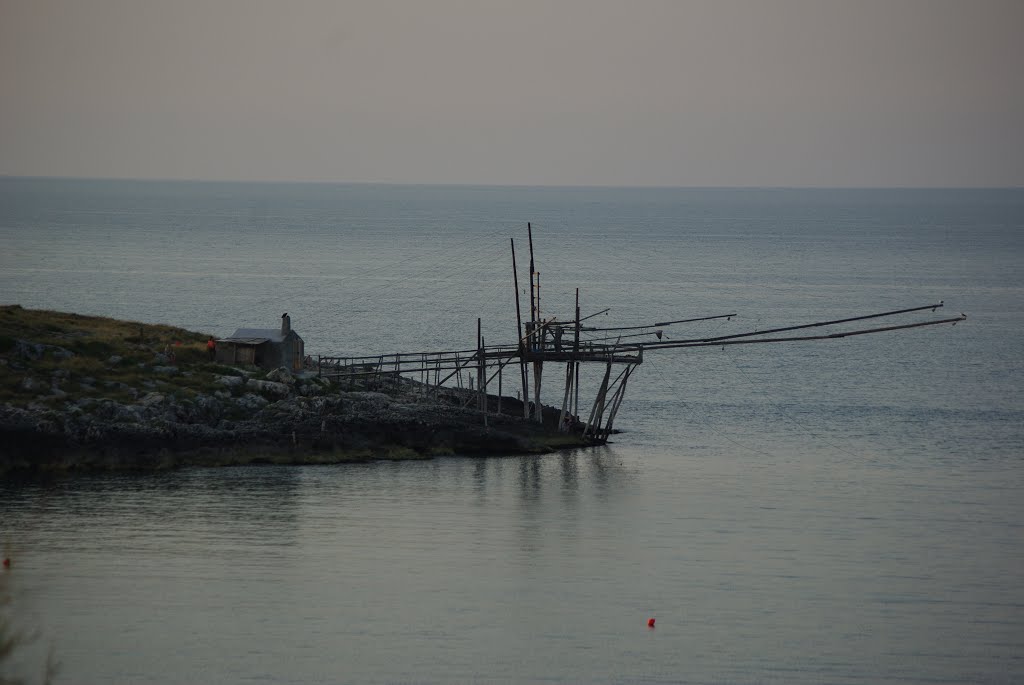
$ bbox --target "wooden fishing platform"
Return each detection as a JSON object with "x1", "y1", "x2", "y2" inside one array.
[{"x1": 319, "y1": 223, "x2": 966, "y2": 445}]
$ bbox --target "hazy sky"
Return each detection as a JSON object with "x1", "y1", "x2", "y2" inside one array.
[{"x1": 1, "y1": 0, "x2": 1022, "y2": 186}]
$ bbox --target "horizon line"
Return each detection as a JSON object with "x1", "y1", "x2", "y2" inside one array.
[{"x1": 2, "y1": 173, "x2": 1022, "y2": 192}]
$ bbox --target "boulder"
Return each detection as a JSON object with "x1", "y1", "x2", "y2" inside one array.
[
  {"x1": 248, "y1": 379, "x2": 290, "y2": 398},
  {"x1": 265, "y1": 367, "x2": 295, "y2": 385},
  {"x1": 139, "y1": 392, "x2": 167, "y2": 408},
  {"x1": 189, "y1": 394, "x2": 224, "y2": 422},
  {"x1": 215, "y1": 374, "x2": 245, "y2": 387},
  {"x1": 13, "y1": 339, "x2": 74, "y2": 361},
  {"x1": 236, "y1": 393, "x2": 269, "y2": 411}
]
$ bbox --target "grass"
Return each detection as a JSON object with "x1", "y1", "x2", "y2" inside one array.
[
  {"x1": 0, "y1": 305, "x2": 206, "y2": 348},
  {"x1": 0, "y1": 305, "x2": 227, "y2": 408}
]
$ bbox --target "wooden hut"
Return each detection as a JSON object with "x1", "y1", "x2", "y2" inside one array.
[{"x1": 216, "y1": 313, "x2": 305, "y2": 371}]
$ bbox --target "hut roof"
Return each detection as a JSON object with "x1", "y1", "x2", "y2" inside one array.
[{"x1": 220, "y1": 327, "x2": 286, "y2": 344}]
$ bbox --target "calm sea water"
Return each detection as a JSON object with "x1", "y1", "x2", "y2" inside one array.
[{"x1": 1, "y1": 179, "x2": 1022, "y2": 683}]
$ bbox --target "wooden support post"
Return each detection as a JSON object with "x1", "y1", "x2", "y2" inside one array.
[
  {"x1": 481, "y1": 336, "x2": 488, "y2": 427},
  {"x1": 528, "y1": 224, "x2": 542, "y2": 425},
  {"x1": 558, "y1": 361, "x2": 574, "y2": 432},
  {"x1": 602, "y1": 365, "x2": 634, "y2": 441},
  {"x1": 528, "y1": 223, "x2": 536, "y2": 329},
  {"x1": 532, "y1": 360, "x2": 544, "y2": 424},
  {"x1": 574, "y1": 360, "x2": 580, "y2": 424},
  {"x1": 477, "y1": 319, "x2": 483, "y2": 413},
  {"x1": 574, "y1": 288, "x2": 581, "y2": 425},
  {"x1": 497, "y1": 363, "x2": 502, "y2": 415},
  {"x1": 584, "y1": 361, "x2": 612, "y2": 439},
  {"x1": 520, "y1": 353, "x2": 531, "y2": 419},
  {"x1": 536, "y1": 271, "x2": 542, "y2": 334},
  {"x1": 511, "y1": 237, "x2": 530, "y2": 420}
]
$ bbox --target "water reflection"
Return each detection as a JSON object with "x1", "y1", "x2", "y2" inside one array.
[
  {"x1": 1, "y1": 467, "x2": 303, "y2": 556},
  {"x1": 0, "y1": 451, "x2": 638, "y2": 584},
  {"x1": 1, "y1": 450, "x2": 635, "y2": 534}
]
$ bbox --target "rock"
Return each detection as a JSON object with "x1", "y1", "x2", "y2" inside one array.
[
  {"x1": 215, "y1": 374, "x2": 245, "y2": 387},
  {"x1": 50, "y1": 346, "x2": 74, "y2": 360},
  {"x1": 235, "y1": 393, "x2": 269, "y2": 411},
  {"x1": 13, "y1": 340, "x2": 42, "y2": 360},
  {"x1": 152, "y1": 365, "x2": 179, "y2": 375},
  {"x1": 20, "y1": 376, "x2": 38, "y2": 391},
  {"x1": 248, "y1": 379, "x2": 290, "y2": 397},
  {"x1": 52, "y1": 369, "x2": 70, "y2": 379},
  {"x1": 265, "y1": 367, "x2": 296, "y2": 385},
  {"x1": 190, "y1": 394, "x2": 224, "y2": 421},
  {"x1": 139, "y1": 392, "x2": 166, "y2": 408},
  {"x1": 12, "y1": 339, "x2": 74, "y2": 361},
  {"x1": 107, "y1": 355, "x2": 123, "y2": 365},
  {"x1": 92, "y1": 399, "x2": 143, "y2": 422}
]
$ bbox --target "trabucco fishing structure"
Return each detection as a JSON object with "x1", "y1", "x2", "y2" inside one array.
[{"x1": 318, "y1": 224, "x2": 966, "y2": 444}]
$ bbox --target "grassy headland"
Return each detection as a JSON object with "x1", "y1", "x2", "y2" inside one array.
[{"x1": 0, "y1": 305, "x2": 590, "y2": 475}]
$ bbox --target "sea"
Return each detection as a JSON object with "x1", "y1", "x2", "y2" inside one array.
[{"x1": 1, "y1": 178, "x2": 1022, "y2": 684}]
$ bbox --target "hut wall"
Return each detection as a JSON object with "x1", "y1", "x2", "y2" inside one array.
[
  {"x1": 216, "y1": 343, "x2": 256, "y2": 366},
  {"x1": 279, "y1": 332, "x2": 304, "y2": 371},
  {"x1": 215, "y1": 331, "x2": 304, "y2": 371}
]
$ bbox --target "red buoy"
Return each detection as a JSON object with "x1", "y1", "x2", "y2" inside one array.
[
  {"x1": 647, "y1": 617, "x2": 655, "y2": 628},
  {"x1": 2, "y1": 558, "x2": 9, "y2": 568}
]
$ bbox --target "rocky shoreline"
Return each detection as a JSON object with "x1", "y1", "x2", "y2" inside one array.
[
  {"x1": 0, "y1": 307, "x2": 589, "y2": 476},
  {"x1": 1, "y1": 377, "x2": 583, "y2": 475}
]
